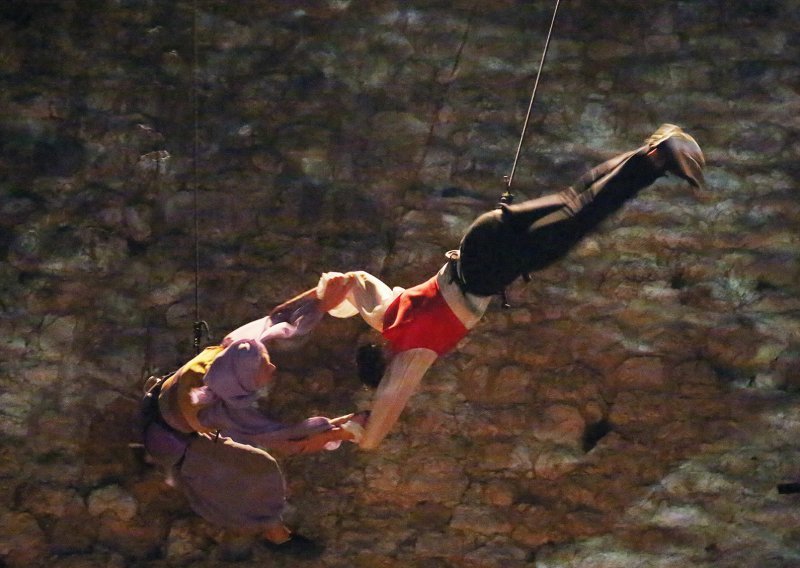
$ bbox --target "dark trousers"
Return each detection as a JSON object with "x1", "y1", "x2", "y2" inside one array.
[{"x1": 457, "y1": 145, "x2": 660, "y2": 296}]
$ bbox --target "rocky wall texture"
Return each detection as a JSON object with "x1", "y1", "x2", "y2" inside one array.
[{"x1": 1, "y1": 0, "x2": 799, "y2": 566}]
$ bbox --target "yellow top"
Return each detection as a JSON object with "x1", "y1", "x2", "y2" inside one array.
[{"x1": 158, "y1": 345, "x2": 225, "y2": 434}]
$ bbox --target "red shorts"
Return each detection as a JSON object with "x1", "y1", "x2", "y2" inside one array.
[{"x1": 381, "y1": 274, "x2": 468, "y2": 356}]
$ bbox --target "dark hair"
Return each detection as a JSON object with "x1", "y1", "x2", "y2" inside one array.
[{"x1": 356, "y1": 343, "x2": 386, "y2": 389}]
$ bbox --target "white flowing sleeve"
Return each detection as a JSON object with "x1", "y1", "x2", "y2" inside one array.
[{"x1": 318, "y1": 271, "x2": 402, "y2": 332}]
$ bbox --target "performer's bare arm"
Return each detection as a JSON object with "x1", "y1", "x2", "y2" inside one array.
[{"x1": 359, "y1": 348, "x2": 437, "y2": 450}]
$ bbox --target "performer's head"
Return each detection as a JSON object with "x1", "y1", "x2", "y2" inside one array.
[
  {"x1": 356, "y1": 343, "x2": 385, "y2": 388},
  {"x1": 188, "y1": 339, "x2": 276, "y2": 409},
  {"x1": 209, "y1": 339, "x2": 276, "y2": 393}
]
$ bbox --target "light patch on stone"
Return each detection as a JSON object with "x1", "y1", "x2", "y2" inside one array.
[
  {"x1": 533, "y1": 404, "x2": 586, "y2": 446},
  {"x1": 166, "y1": 519, "x2": 207, "y2": 563},
  {"x1": 327, "y1": 0, "x2": 351, "y2": 11},
  {"x1": 509, "y1": 443, "x2": 533, "y2": 471},
  {"x1": 650, "y1": 504, "x2": 712, "y2": 528},
  {"x1": 87, "y1": 485, "x2": 138, "y2": 521},
  {"x1": 38, "y1": 315, "x2": 78, "y2": 352},
  {"x1": 534, "y1": 447, "x2": 582, "y2": 480},
  {"x1": 661, "y1": 464, "x2": 736, "y2": 497},
  {"x1": 0, "y1": 391, "x2": 35, "y2": 437}
]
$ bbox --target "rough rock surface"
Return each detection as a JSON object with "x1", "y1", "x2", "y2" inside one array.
[{"x1": 1, "y1": 1, "x2": 799, "y2": 566}]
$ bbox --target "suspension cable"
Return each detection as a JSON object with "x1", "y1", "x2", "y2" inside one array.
[
  {"x1": 191, "y1": 0, "x2": 209, "y2": 353},
  {"x1": 501, "y1": 0, "x2": 561, "y2": 204}
]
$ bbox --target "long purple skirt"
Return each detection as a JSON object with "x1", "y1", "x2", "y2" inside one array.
[{"x1": 146, "y1": 423, "x2": 286, "y2": 530}]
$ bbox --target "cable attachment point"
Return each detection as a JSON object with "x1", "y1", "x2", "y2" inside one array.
[
  {"x1": 497, "y1": 176, "x2": 515, "y2": 209},
  {"x1": 500, "y1": 289, "x2": 511, "y2": 310},
  {"x1": 193, "y1": 320, "x2": 211, "y2": 353}
]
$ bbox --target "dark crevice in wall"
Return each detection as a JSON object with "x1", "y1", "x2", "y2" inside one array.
[{"x1": 582, "y1": 418, "x2": 612, "y2": 453}]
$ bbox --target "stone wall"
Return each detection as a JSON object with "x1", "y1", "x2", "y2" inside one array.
[{"x1": 1, "y1": 1, "x2": 799, "y2": 566}]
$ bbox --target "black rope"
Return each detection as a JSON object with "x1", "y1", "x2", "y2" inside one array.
[
  {"x1": 191, "y1": 0, "x2": 209, "y2": 353},
  {"x1": 501, "y1": 0, "x2": 561, "y2": 206},
  {"x1": 190, "y1": 2, "x2": 215, "y2": 441}
]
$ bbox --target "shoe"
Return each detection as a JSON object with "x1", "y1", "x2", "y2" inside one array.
[
  {"x1": 263, "y1": 534, "x2": 325, "y2": 558},
  {"x1": 219, "y1": 536, "x2": 254, "y2": 562},
  {"x1": 645, "y1": 123, "x2": 706, "y2": 188}
]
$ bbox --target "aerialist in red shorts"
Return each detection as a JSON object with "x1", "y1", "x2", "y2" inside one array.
[{"x1": 316, "y1": 124, "x2": 706, "y2": 450}]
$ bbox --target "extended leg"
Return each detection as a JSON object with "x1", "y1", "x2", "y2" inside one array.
[{"x1": 457, "y1": 124, "x2": 705, "y2": 296}]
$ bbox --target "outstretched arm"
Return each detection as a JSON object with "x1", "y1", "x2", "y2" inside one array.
[
  {"x1": 359, "y1": 348, "x2": 438, "y2": 450},
  {"x1": 269, "y1": 278, "x2": 352, "y2": 319},
  {"x1": 247, "y1": 416, "x2": 355, "y2": 456},
  {"x1": 223, "y1": 280, "x2": 351, "y2": 346},
  {"x1": 268, "y1": 288, "x2": 319, "y2": 319},
  {"x1": 199, "y1": 406, "x2": 365, "y2": 455},
  {"x1": 266, "y1": 411, "x2": 369, "y2": 456}
]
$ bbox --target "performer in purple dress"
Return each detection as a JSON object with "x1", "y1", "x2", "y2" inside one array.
[{"x1": 141, "y1": 287, "x2": 363, "y2": 551}]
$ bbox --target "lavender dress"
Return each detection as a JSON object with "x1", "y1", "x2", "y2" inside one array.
[{"x1": 144, "y1": 296, "x2": 332, "y2": 531}]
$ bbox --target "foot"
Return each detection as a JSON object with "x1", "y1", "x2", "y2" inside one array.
[
  {"x1": 219, "y1": 534, "x2": 254, "y2": 562},
  {"x1": 263, "y1": 533, "x2": 325, "y2": 558},
  {"x1": 645, "y1": 124, "x2": 706, "y2": 188}
]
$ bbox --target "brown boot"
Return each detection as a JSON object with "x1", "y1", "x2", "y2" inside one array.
[
  {"x1": 263, "y1": 531, "x2": 324, "y2": 558},
  {"x1": 645, "y1": 124, "x2": 706, "y2": 188},
  {"x1": 263, "y1": 523, "x2": 292, "y2": 545}
]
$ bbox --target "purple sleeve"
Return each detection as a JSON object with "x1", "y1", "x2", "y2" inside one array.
[
  {"x1": 200, "y1": 293, "x2": 331, "y2": 450},
  {"x1": 224, "y1": 295, "x2": 324, "y2": 346},
  {"x1": 198, "y1": 405, "x2": 333, "y2": 449}
]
